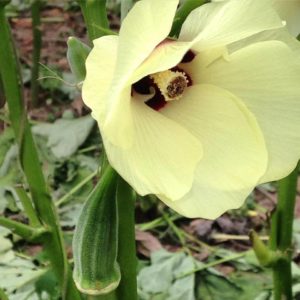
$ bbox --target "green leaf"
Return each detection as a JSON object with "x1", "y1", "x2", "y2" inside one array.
[
  {"x1": 228, "y1": 271, "x2": 272, "y2": 300},
  {"x1": 198, "y1": 266, "x2": 271, "y2": 300},
  {"x1": 32, "y1": 115, "x2": 95, "y2": 158},
  {"x1": 0, "y1": 228, "x2": 47, "y2": 299},
  {"x1": 211, "y1": 249, "x2": 262, "y2": 272},
  {"x1": 197, "y1": 273, "x2": 241, "y2": 300},
  {"x1": 138, "y1": 249, "x2": 196, "y2": 300},
  {"x1": 0, "y1": 144, "x2": 22, "y2": 213}
]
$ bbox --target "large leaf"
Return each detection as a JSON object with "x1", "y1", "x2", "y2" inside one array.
[
  {"x1": 33, "y1": 115, "x2": 95, "y2": 158},
  {"x1": 138, "y1": 249, "x2": 197, "y2": 300},
  {"x1": 0, "y1": 228, "x2": 47, "y2": 299},
  {"x1": 0, "y1": 144, "x2": 22, "y2": 213}
]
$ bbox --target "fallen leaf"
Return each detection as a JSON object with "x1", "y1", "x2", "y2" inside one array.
[
  {"x1": 32, "y1": 115, "x2": 95, "y2": 158},
  {"x1": 136, "y1": 230, "x2": 162, "y2": 257},
  {"x1": 189, "y1": 219, "x2": 213, "y2": 238}
]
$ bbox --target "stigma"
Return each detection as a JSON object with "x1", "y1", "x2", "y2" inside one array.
[{"x1": 150, "y1": 70, "x2": 188, "y2": 101}]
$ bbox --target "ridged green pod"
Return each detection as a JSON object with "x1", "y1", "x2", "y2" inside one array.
[
  {"x1": 73, "y1": 166, "x2": 120, "y2": 295},
  {"x1": 67, "y1": 37, "x2": 91, "y2": 83}
]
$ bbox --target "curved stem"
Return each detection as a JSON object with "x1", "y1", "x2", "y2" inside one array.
[
  {"x1": 0, "y1": 6, "x2": 81, "y2": 300},
  {"x1": 269, "y1": 163, "x2": 299, "y2": 300},
  {"x1": 0, "y1": 216, "x2": 47, "y2": 241}
]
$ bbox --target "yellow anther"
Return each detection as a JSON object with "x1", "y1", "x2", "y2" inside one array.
[{"x1": 150, "y1": 70, "x2": 188, "y2": 101}]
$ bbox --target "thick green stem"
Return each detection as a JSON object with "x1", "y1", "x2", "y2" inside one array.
[
  {"x1": 30, "y1": 0, "x2": 42, "y2": 107},
  {"x1": 269, "y1": 163, "x2": 299, "y2": 300},
  {"x1": 77, "y1": 0, "x2": 109, "y2": 41},
  {"x1": 0, "y1": 7, "x2": 81, "y2": 300},
  {"x1": 170, "y1": 0, "x2": 207, "y2": 37},
  {"x1": 115, "y1": 178, "x2": 137, "y2": 300}
]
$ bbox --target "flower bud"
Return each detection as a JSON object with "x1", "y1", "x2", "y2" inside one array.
[{"x1": 67, "y1": 37, "x2": 91, "y2": 83}]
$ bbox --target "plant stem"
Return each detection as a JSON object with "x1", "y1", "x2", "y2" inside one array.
[
  {"x1": 31, "y1": 0, "x2": 42, "y2": 107},
  {"x1": 180, "y1": 229, "x2": 215, "y2": 252},
  {"x1": 170, "y1": 0, "x2": 207, "y2": 37},
  {"x1": 0, "y1": 216, "x2": 47, "y2": 241},
  {"x1": 115, "y1": 178, "x2": 137, "y2": 300},
  {"x1": 162, "y1": 211, "x2": 186, "y2": 246},
  {"x1": 136, "y1": 214, "x2": 180, "y2": 231},
  {"x1": 77, "y1": 0, "x2": 109, "y2": 41},
  {"x1": 56, "y1": 170, "x2": 98, "y2": 207},
  {"x1": 0, "y1": 7, "x2": 81, "y2": 300},
  {"x1": 176, "y1": 251, "x2": 247, "y2": 279},
  {"x1": 15, "y1": 187, "x2": 41, "y2": 227},
  {"x1": 269, "y1": 163, "x2": 299, "y2": 300}
]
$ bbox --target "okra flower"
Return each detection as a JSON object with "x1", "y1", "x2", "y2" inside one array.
[{"x1": 82, "y1": 0, "x2": 300, "y2": 218}]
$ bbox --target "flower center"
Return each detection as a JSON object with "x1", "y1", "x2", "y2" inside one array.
[{"x1": 150, "y1": 70, "x2": 188, "y2": 101}]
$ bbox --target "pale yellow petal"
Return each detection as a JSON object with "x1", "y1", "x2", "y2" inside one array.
[
  {"x1": 131, "y1": 42, "x2": 227, "y2": 86},
  {"x1": 130, "y1": 40, "x2": 192, "y2": 84},
  {"x1": 191, "y1": 41, "x2": 300, "y2": 182},
  {"x1": 104, "y1": 96, "x2": 203, "y2": 200},
  {"x1": 179, "y1": 0, "x2": 283, "y2": 51},
  {"x1": 114, "y1": 0, "x2": 178, "y2": 86},
  {"x1": 273, "y1": 0, "x2": 300, "y2": 36},
  {"x1": 103, "y1": 0, "x2": 179, "y2": 147},
  {"x1": 103, "y1": 86, "x2": 134, "y2": 148},
  {"x1": 228, "y1": 27, "x2": 300, "y2": 55},
  {"x1": 212, "y1": 0, "x2": 300, "y2": 37},
  {"x1": 160, "y1": 84, "x2": 268, "y2": 219},
  {"x1": 130, "y1": 0, "x2": 280, "y2": 84},
  {"x1": 82, "y1": 35, "x2": 118, "y2": 127}
]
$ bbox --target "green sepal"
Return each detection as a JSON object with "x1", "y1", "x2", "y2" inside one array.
[
  {"x1": 250, "y1": 230, "x2": 281, "y2": 267},
  {"x1": 73, "y1": 166, "x2": 121, "y2": 295},
  {"x1": 67, "y1": 37, "x2": 91, "y2": 83}
]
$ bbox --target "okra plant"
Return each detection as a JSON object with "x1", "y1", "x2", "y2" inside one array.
[{"x1": 0, "y1": 0, "x2": 300, "y2": 299}]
